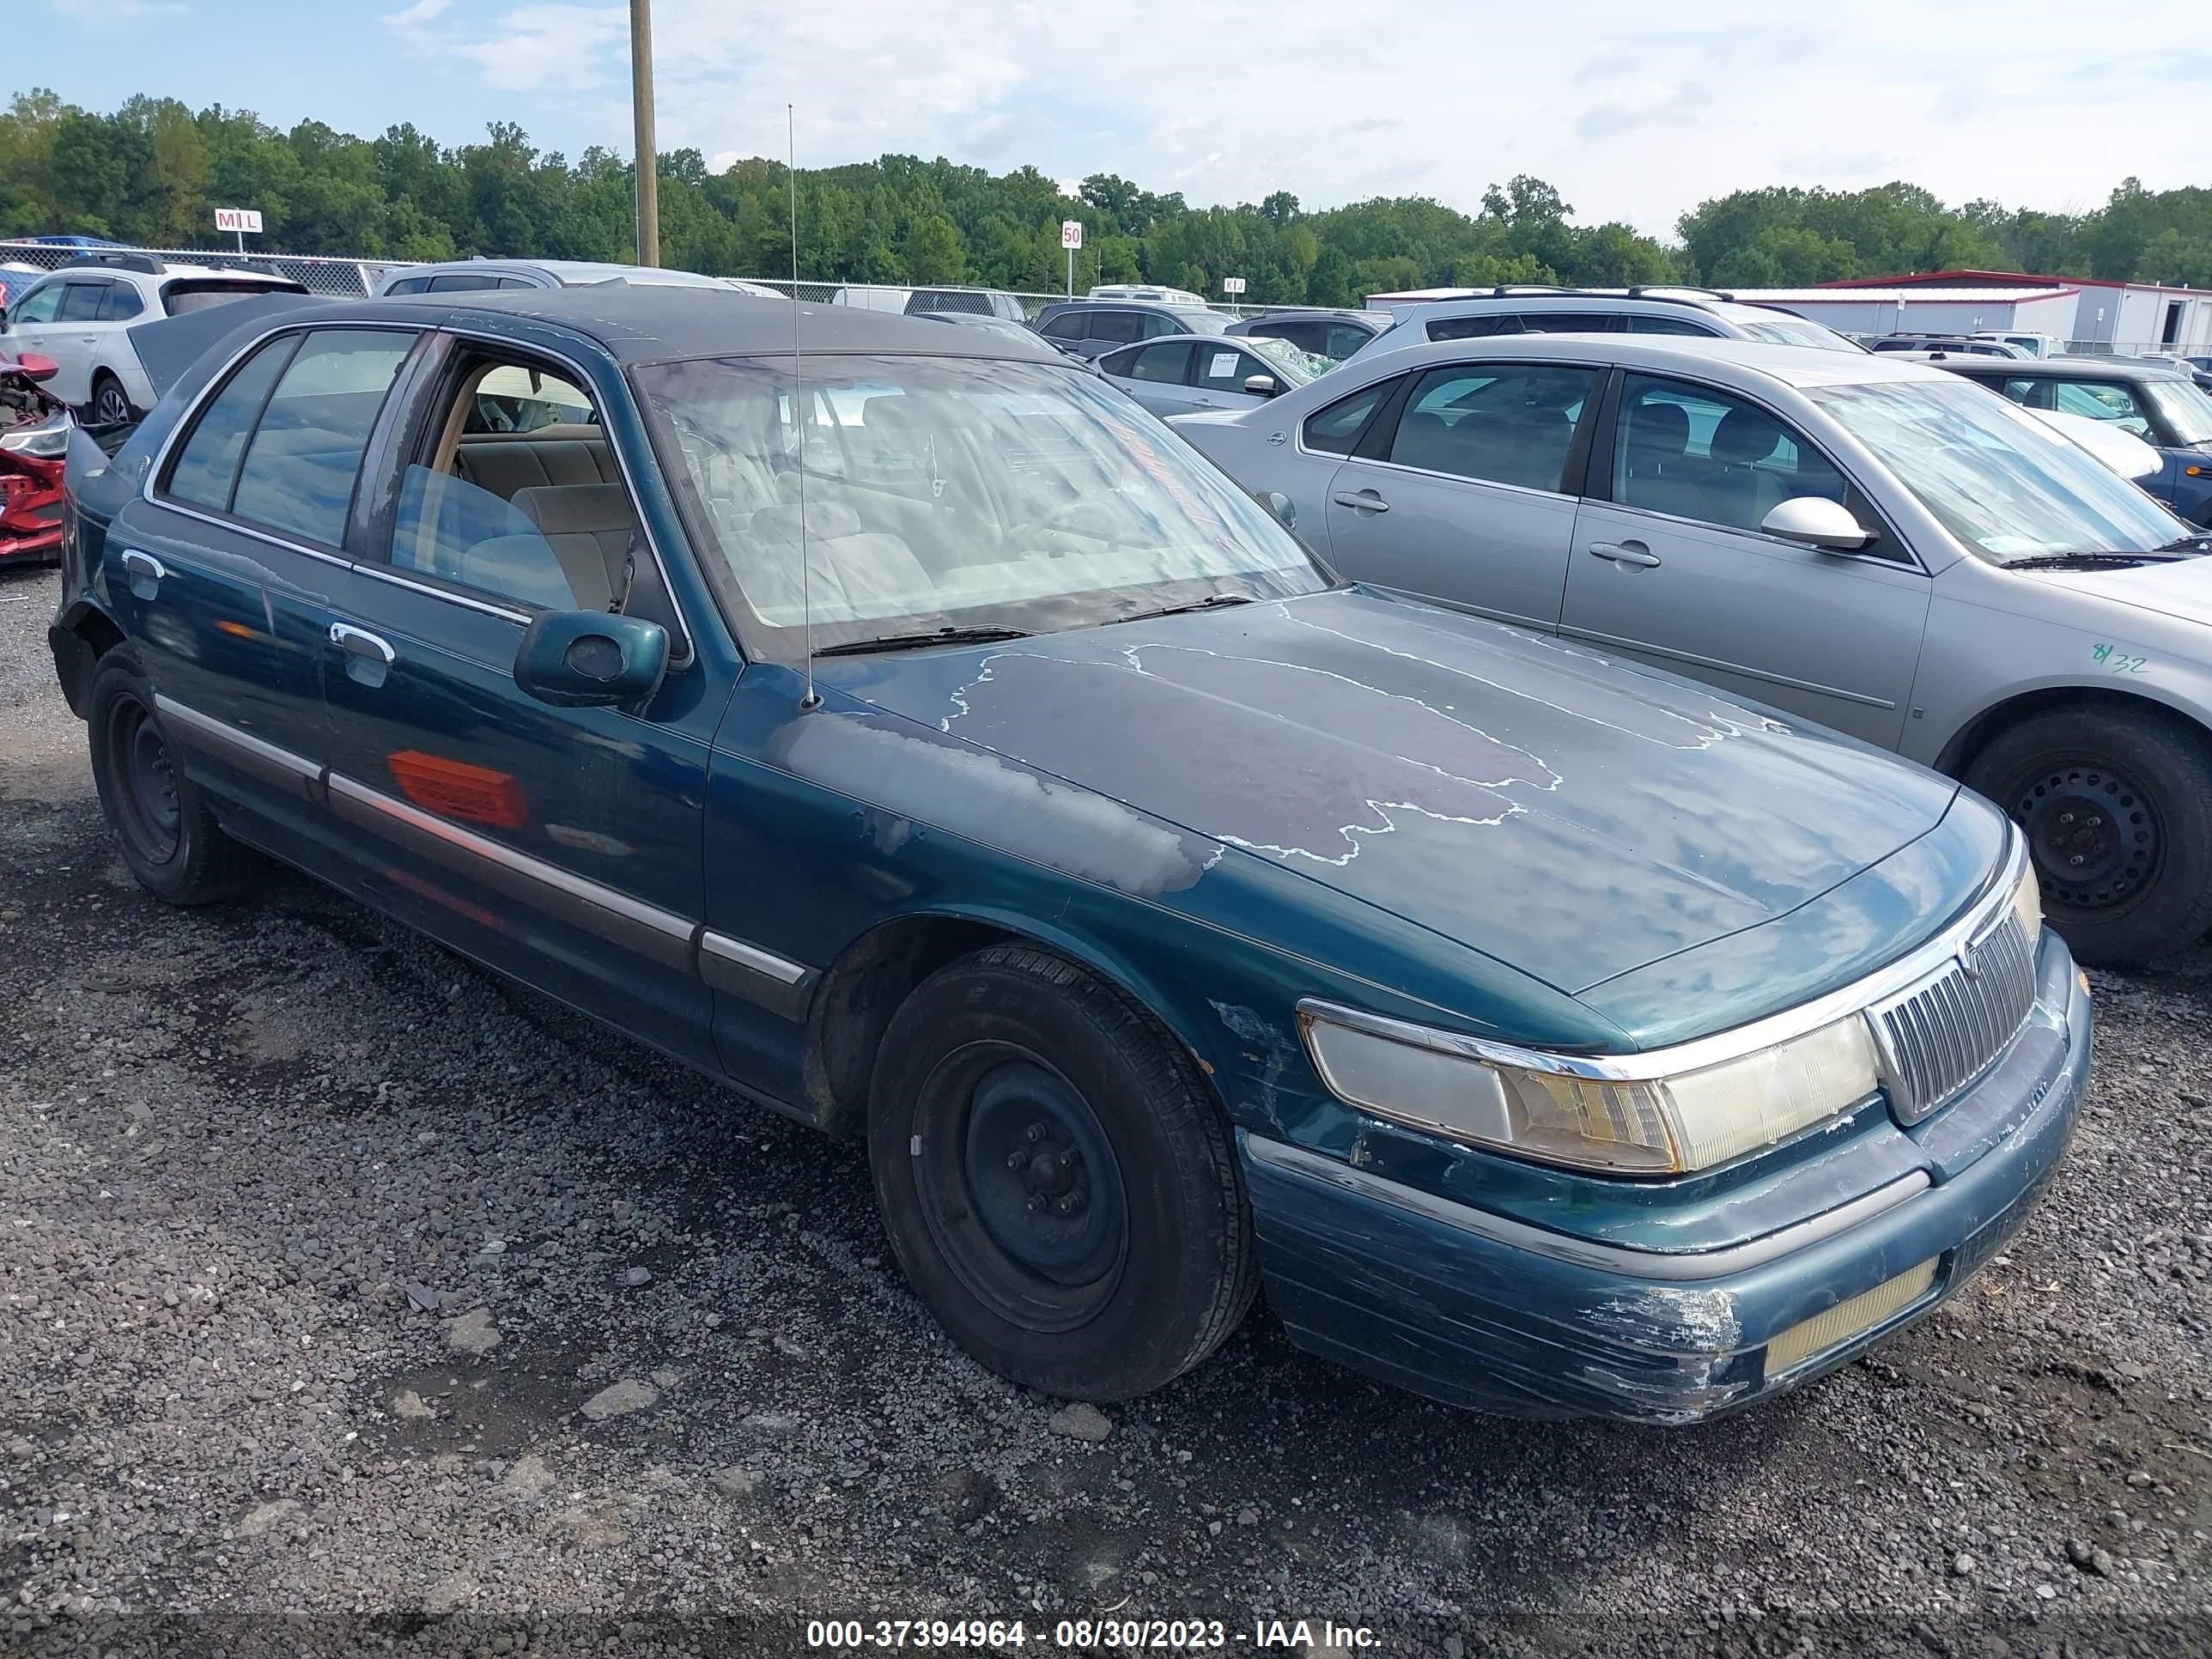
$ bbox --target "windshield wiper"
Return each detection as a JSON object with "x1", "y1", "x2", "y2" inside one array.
[
  {"x1": 1107, "y1": 593, "x2": 1258, "y2": 626},
  {"x1": 2003, "y1": 550, "x2": 2190, "y2": 570},
  {"x1": 814, "y1": 625, "x2": 1032, "y2": 658}
]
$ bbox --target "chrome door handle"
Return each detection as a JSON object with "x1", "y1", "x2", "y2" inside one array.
[
  {"x1": 1194, "y1": 398, "x2": 1216, "y2": 408},
  {"x1": 329, "y1": 622, "x2": 396, "y2": 665},
  {"x1": 120, "y1": 550, "x2": 167, "y2": 580},
  {"x1": 1588, "y1": 541, "x2": 1661, "y2": 568},
  {"x1": 1331, "y1": 490, "x2": 1389, "y2": 514}
]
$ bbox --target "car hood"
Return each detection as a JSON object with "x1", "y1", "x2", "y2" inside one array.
[
  {"x1": 2027, "y1": 554, "x2": 2212, "y2": 629},
  {"x1": 816, "y1": 589, "x2": 1962, "y2": 997}
]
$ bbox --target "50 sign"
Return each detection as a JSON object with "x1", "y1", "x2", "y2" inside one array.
[{"x1": 2092, "y1": 644, "x2": 2149, "y2": 675}]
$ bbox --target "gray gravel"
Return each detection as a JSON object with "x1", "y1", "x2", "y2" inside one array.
[{"x1": 6, "y1": 557, "x2": 2212, "y2": 1656}]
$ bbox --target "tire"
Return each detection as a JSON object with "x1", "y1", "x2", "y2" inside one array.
[
  {"x1": 1965, "y1": 705, "x2": 2212, "y2": 968},
  {"x1": 85, "y1": 645, "x2": 262, "y2": 905},
  {"x1": 867, "y1": 944, "x2": 1257, "y2": 1401},
  {"x1": 87, "y1": 372, "x2": 134, "y2": 428}
]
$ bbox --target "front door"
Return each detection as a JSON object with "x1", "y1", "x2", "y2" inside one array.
[
  {"x1": 314, "y1": 331, "x2": 722, "y2": 1070},
  {"x1": 1559, "y1": 371, "x2": 1931, "y2": 747},
  {"x1": 1321, "y1": 359, "x2": 1601, "y2": 632}
]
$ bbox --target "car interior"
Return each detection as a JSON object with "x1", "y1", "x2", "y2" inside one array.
[{"x1": 1613, "y1": 382, "x2": 1849, "y2": 531}]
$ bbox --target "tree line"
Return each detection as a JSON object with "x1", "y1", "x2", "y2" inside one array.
[{"x1": 5, "y1": 88, "x2": 2210, "y2": 303}]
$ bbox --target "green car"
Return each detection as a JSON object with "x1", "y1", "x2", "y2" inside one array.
[{"x1": 52, "y1": 288, "x2": 2089, "y2": 1420}]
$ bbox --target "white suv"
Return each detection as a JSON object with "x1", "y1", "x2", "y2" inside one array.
[
  {"x1": 0, "y1": 255, "x2": 307, "y2": 423},
  {"x1": 1347, "y1": 287, "x2": 1866, "y2": 362}
]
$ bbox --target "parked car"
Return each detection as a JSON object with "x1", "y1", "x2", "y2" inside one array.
[
  {"x1": 1173, "y1": 334, "x2": 2212, "y2": 965},
  {"x1": 1870, "y1": 335, "x2": 2030, "y2": 358},
  {"x1": 1347, "y1": 288, "x2": 1864, "y2": 362},
  {"x1": 374, "y1": 258, "x2": 781, "y2": 299},
  {"x1": 1086, "y1": 283, "x2": 1208, "y2": 307},
  {"x1": 1974, "y1": 330, "x2": 2065, "y2": 360},
  {"x1": 1931, "y1": 356, "x2": 2212, "y2": 526},
  {"x1": 913, "y1": 309, "x2": 1097, "y2": 365},
  {"x1": 903, "y1": 287, "x2": 1028, "y2": 322},
  {"x1": 0, "y1": 350, "x2": 68, "y2": 562},
  {"x1": 1032, "y1": 298, "x2": 1231, "y2": 361},
  {"x1": 1226, "y1": 308, "x2": 1389, "y2": 363},
  {"x1": 1095, "y1": 332, "x2": 1321, "y2": 417},
  {"x1": 2024, "y1": 407, "x2": 2165, "y2": 483},
  {"x1": 0, "y1": 253, "x2": 310, "y2": 425},
  {"x1": 52, "y1": 288, "x2": 2087, "y2": 1422}
]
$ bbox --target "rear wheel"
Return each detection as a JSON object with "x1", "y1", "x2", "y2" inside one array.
[
  {"x1": 87, "y1": 372, "x2": 134, "y2": 428},
  {"x1": 867, "y1": 945, "x2": 1256, "y2": 1401},
  {"x1": 1966, "y1": 706, "x2": 2212, "y2": 967},
  {"x1": 86, "y1": 647, "x2": 261, "y2": 905}
]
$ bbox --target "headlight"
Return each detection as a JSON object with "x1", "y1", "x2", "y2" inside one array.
[
  {"x1": 0, "y1": 410, "x2": 70, "y2": 459},
  {"x1": 1299, "y1": 1006, "x2": 1881, "y2": 1176}
]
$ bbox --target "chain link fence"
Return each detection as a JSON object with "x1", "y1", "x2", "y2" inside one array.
[{"x1": 0, "y1": 246, "x2": 1306, "y2": 320}]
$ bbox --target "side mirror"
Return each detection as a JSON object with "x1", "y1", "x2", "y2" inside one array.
[
  {"x1": 1263, "y1": 490, "x2": 1297, "y2": 530},
  {"x1": 12, "y1": 352, "x2": 58, "y2": 384},
  {"x1": 514, "y1": 611, "x2": 669, "y2": 708},
  {"x1": 1760, "y1": 495, "x2": 1871, "y2": 552},
  {"x1": 1243, "y1": 374, "x2": 1280, "y2": 398}
]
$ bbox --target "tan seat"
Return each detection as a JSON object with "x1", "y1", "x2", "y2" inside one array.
[
  {"x1": 455, "y1": 425, "x2": 622, "y2": 501},
  {"x1": 508, "y1": 483, "x2": 636, "y2": 611}
]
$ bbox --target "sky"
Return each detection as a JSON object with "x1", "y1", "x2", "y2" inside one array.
[{"x1": 23, "y1": 0, "x2": 2212, "y2": 240}]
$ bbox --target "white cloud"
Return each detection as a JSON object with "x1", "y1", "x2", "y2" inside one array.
[{"x1": 382, "y1": 0, "x2": 2212, "y2": 237}]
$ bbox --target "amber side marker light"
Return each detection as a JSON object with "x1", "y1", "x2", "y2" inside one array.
[{"x1": 386, "y1": 750, "x2": 531, "y2": 830}]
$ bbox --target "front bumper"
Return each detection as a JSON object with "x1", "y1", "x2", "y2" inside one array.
[{"x1": 1243, "y1": 928, "x2": 2089, "y2": 1424}]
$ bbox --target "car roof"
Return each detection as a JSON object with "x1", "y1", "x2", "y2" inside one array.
[
  {"x1": 1349, "y1": 330, "x2": 1949, "y2": 390},
  {"x1": 315, "y1": 285, "x2": 1075, "y2": 364},
  {"x1": 1231, "y1": 308, "x2": 1385, "y2": 327},
  {"x1": 1950, "y1": 355, "x2": 2190, "y2": 380},
  {"x1": 389, "y1": 258, "x2": 729, "y2": 289},
  {"x1": 36, "y1": 259, "x2": 285, "y2": 287}
]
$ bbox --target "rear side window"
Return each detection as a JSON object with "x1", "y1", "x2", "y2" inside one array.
[
  {"x1": 1387, "y1": 364, "x2": 1596, "y2": 491},
  {"x1": 1427, "y1": 313, "x2": 1520, "y2": 343},
  {"x1": 1039, "y1": 310, "x2": 1086, "y2": 341},
  {"x1": 1090, "y1": 311, "x2": 1146, "y2": 346},
  {"x1": 384, "y1": 276, "x2": 432, "y2": 296},
  {"x1": 98, "y1": 285, "x2": 144, "y2": 322},
  {"x1": 1303, "y1": 379, "x2": 1395, "y2": 455},
  {"x1": 228, "y1": 330, "x2": 415, "y2": 546},
  {"x1": 428, "y1": 272, "x2": 501, "y2": 293},
  {"x1": 1518, "y1": 312, "x2": 1623, "y2": 334},
  {"x1": 164, "y1": 335, "x2": 298, "y2": 514}
]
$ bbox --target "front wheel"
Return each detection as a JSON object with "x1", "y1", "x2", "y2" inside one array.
[
  {"x1": 1966, "y1": 706, "x2": 2212, "y2": 967},
  {"x1": 867, "y1": 945, "x2": 1256, "y2": 1401}
]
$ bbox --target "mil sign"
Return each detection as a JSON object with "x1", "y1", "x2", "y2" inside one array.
[{"x1": 214, "y1": 207, "x2": 263, "y2": 250}]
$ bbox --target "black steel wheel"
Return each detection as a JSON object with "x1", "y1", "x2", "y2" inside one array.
[
  {"x1": 869, "y1": 944, "x2": 1255, "y2": 1401},
  {"x1": 1966, "y1": 705, "x2": 2212, "y2": 967},
  {"x1": 85, "y1": 645, "x2": 261, "y2": 905}
]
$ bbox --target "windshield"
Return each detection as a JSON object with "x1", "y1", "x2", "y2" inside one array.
[
  {"x1": 636, "y1": 352, "x2": 1326, "y2": 655},
  {"x1": 1728, "y1": 312, "x2": 1864, "y2": 353},
  {"x1": 1171, "y1": 309, "x2": 1231, "y2": 336},
  {"x1": 2145, "y1": 379, "x2": 2212, "y2": 447},
  {"x1": 1808, "y1": 377, "x2": 2193, "y2": 563},
  {"x1": 1243, "y1": 335, "x2": 1325, "y2": 383}
]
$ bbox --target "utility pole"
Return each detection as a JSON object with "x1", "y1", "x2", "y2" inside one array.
[{"x1": 629, "y1": 0, "x2": 659, "y2": 267}]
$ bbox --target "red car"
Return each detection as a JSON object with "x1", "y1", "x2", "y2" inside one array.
[{"x1": 1, "y1": 351, "x2": 67, "y2": 563}]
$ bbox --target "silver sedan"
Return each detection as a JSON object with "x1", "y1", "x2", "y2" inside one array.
[
  {"x1": 1172, "y1": 332, "x2": 2212, "y2": 966},
  {"x1": 1096, "y1": 334, "x2": 1325, "y2": 419}
]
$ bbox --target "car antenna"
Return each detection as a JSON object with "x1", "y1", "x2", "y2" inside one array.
[{"x1": 790, "y1": 103, "x2": 820, "y2": 714}]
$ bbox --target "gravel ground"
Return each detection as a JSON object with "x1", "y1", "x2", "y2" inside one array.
[{"x1": 6, "y1": 556, "x2": 2212, "y2": 1658}]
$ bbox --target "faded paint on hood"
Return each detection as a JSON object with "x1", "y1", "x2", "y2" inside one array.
[{"x1": 817, "y1": 589, "x2": 1963, "y2": 997}]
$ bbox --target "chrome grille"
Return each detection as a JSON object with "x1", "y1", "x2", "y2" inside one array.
[{"x1": 1865, "y1": 913, "x2": 2038, "y2": 1125}]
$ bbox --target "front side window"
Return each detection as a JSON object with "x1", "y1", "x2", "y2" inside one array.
[
  {"x1": 162, "y1": 281, "x2": 300, "y2": 317},
  {"x1": 228, "y1": 329, "x2": 414, "y2": 547},
  {"x1": 1197, "y1": 346, "x2": 1263, "y2": 393},
  {"x1": 1089, "y1": 311, "x2": 1145, "y2": 346},
  {"x1": 1385, "y1": 363, "x2": 1595, "y2": 492},
  {"x1": 1039, "y1": 311, "x2": 1086, "y2": 342},
  {"x1": 1808, "y1": 377, "x2": 2194, "y2": 563},
  {"x1": 1612, "y1": 374, "x2": 1847, "y2": 533},
  {"x1": 384, "y1": 276, "x2": 432, "y2": 296},
  {"x1": 1323, "y1": 323, "x2": 1375, "y2": 360},
  {"x1": 636, "y1": 352, "x2": 1326, "y2": 655},
  {"x1": 7, "y1": 282, "x2": 64, "y2": 325},
  {"x1": 2145, "y1": 380, "x2": 2212, "y2": 447}
]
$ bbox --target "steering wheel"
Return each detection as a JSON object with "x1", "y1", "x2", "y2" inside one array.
[{"x1": 1000, "y1": 496, "x2": 1123, "y2": 556}]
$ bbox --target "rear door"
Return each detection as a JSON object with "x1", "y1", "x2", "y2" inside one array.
[
  {"x1": 1560, "y1": 370, "x2": 1930, "y2": 747},
  {"x1": 104, "y1": 323, "x2": 422, "y2": 860},
  {"x1": 1102, "y1": 340, "x2": 1197, "y2": 416},
  {"x1": 1320, "y1": 358, "x2": 1601, "y2": 632}
]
